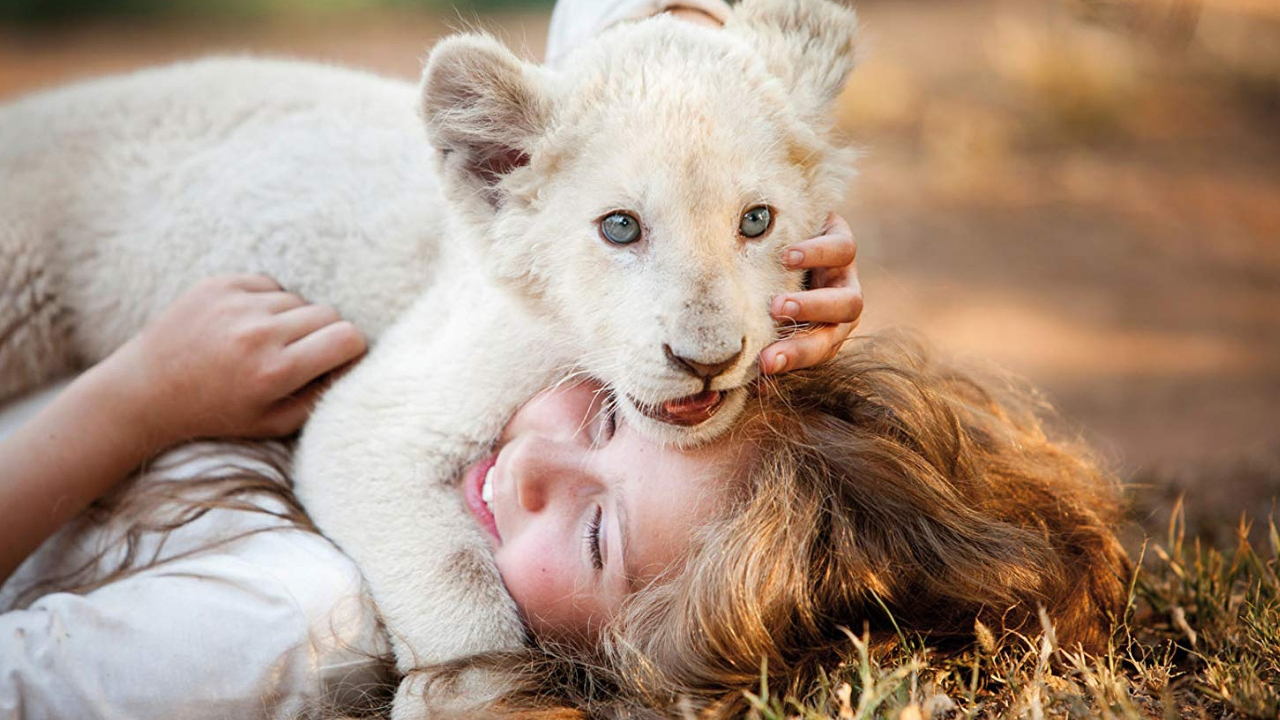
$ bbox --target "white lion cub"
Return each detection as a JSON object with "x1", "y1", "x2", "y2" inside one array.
[{"x1": 0, "y1": 0, "x2": 858, "y2": 711}]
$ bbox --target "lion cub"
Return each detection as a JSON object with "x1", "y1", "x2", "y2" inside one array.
[
  {"x1": 0, "y1": 0, "x2": 859, "y2": 711},
  {"x1": 294, "y1": 2, "x2": 859, "y2": 711}
]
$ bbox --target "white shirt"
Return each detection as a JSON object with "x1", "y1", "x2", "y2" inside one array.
[{"x1": 0, "y1": 439, "x2": 389, "y2": 720}]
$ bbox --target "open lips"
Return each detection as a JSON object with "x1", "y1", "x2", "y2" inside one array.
[{"x1": 631, "y1": 390, "x2": 726, "y2": 426}]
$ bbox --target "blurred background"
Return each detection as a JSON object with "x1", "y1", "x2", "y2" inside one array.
[{"x1": 2, "y1": 0, "x2": 1276, "y2": 540}]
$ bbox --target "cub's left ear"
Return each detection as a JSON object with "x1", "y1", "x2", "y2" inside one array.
[
  {"x1": 726, "y1": 0, "x2": 859, "y2": 122},
  {"x1": 420, "y1": 34, "x2": 553, "y2": 209}
]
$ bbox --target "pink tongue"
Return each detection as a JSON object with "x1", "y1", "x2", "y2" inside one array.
[{"x1": 661, "y1": 391, "x2": 723, "y2": 424}]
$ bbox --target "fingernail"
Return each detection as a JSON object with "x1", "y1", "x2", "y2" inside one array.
[
  {"x1": 781, "y1": 300, "x2": 800, "y2": 318},
  {"x1": 784, "y1": 250, "x2": 804, "y2": 267},
  {"x1": 771, "y1": 353, "x2": 788, "y2": 374}
]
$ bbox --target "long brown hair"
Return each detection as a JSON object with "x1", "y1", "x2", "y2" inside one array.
[
  {"x1": 415, "y1": 332, "x2": 1131, "y2": 717},
  {"x1": 14, "y1": 334, "x2": 1129, "y2": 718}
]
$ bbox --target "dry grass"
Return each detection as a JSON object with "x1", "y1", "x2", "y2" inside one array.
[{"x1": 745, "y1": 502, "x2": 1279, "y2": 719}]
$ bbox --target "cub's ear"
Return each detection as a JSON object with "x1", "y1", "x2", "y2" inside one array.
[
  {"x1": 726, "y1": 0, "x2": 859, "y2": 122},
  {"x1": 420, "y1": 34, "x2": 553, "y2": 209}
]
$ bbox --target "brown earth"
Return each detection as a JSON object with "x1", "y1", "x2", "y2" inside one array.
[{"x1": 2, "y1": 0, "x2": 1277, "y2": 538}]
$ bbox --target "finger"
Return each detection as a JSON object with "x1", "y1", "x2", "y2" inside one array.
[
  {"x1": 771, "y1": 285, "x2": 864, "y2": 325},
  {"x1": 782, "y1": 218, "x2": 856, "y2": 270},
  {"x1": 279, "y1": 321, "x2": 367, "y2": 392},
  {"x1": 255, "y1": 291, "x2": 308, "y2": 314},
  {"x1": 250, "y1": 393, "x2": 316, "y2": 437},
  {"x1": 274, "y1": 303, "x2": 342, "y2": 344},
  {"x1": 225, "y1": 273, "x2": 283, "y2": 292},
  {"x1": 665, "y1": 7, "x2": 722, "y2": 26},
  {"x1": 782, "y1": 234, "x2": 856, "y2": 270},
  {"x1": 760, "y1": 323, "x2": 854, "y2": 374},
  {"x1": 251, "y1": 359, "x2": 351, "y2": 436}
]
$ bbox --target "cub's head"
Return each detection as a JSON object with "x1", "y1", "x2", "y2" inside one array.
[{"x1": 421, "y1": 0, "x2": 859, "y2": 444}]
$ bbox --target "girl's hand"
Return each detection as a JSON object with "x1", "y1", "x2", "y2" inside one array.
[
  {"x1": 0, "y1": 274, "x2": 365, "y2": 581},
  {"x1": 112, "y1": 274, "x2": 367, "y2": 443},
  {"x1": 665, "y1": 6, "x2": 723, "y2": 27},
  {"x1": 762, "y1": 213, "x2": 863, "y2": 374}
]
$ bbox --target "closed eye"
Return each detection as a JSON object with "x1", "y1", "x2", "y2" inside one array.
[{"x1": 584, "y1": 506, "x2": 604, "y2": 571}]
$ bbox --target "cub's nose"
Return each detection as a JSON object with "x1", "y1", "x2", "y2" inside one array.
[{"x1": 664, "y1": 341, "x2": 744, "y2": 381}]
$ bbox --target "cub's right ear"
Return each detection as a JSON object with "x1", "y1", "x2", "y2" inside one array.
[
  {"x1": 420, "y1": 34, "x2": 553, "y2": 211},
  {"x1": 727, "y1": 0, "x2": 859, "y2": 124}
]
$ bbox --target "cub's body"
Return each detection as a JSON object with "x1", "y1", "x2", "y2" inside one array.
[
  {"x1": 0, "y1": 58, "x2": 444, "y2": 381},
  {"x1": 0, "y1": 1, "x2": 859, "y2": 714}
]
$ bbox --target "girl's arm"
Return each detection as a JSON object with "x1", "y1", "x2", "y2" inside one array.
[
  {"x1": 0, "y1": 274, "x2": 366, "y2": 583},
  {"x1": 545, "y1": 0, "x2": 732, "y2": 67}
]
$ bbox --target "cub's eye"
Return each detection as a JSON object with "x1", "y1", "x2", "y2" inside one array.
[
  {"x1": 600, "y1": 212, "x2": 642, "y2": 245},
  {"x1": 739, "y1": 205, "x2": 773, "y2": 239}
]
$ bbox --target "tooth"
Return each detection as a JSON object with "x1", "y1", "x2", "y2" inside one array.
[{"x1": 481, "y1": 466, "x2": 494, "y2": 506}]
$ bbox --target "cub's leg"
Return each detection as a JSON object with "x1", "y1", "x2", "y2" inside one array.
[
  {"x1": 0, "y1": 221, "x2": 75, "y2": 403},
  {"x1": 294, "y1": 270, "x2": 567, "y2": 683}
]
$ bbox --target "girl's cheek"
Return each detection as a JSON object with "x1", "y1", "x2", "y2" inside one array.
[{"x1": 501, "y1": 547, "x2": 566, "y2": 621}]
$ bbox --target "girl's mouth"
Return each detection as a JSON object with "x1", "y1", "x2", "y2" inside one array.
[{"x1": 463, "y1": 452, "x2": 501, "y2": 542}]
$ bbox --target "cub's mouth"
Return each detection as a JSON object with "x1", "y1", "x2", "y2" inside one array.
[{"x1": 628, "y1": 390, "x2": 727, "y2": 427}]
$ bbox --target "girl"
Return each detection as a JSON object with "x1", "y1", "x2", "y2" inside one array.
[
  {"x1": 0, "y1": 314, "x2": 1129, "y2": 718},
  {"x1": 438, "y1": 335, "x2": 1130, "y2": 717}
]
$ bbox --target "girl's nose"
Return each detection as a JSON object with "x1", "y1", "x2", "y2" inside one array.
[{"x1": 509, "y1": 437, "x2": 591, "y2": 514}]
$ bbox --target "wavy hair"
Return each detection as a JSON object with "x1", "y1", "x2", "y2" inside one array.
[
  {"x1": 11, "y1": 334, "x2": 1129, "y2": 718},
  {"x1": 417, "y1": 333, "x2": 1130, "y2": 717}
]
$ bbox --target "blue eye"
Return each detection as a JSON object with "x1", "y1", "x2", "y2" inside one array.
[
  {"x1": 740, "y1": 205, "x2": 772, "y2": 238},
  {"x1": 600, "y1": 212, "x2": 642, "y2": 245}
]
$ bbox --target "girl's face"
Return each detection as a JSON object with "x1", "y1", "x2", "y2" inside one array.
[{"x1": 458, "y1": 380, "x2": 751, "y2": 642}]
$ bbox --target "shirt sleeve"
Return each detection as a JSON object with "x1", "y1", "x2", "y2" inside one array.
[
  {"x1": 545, "y1": 0, "x2": 733, "y2": 67},
  {"x1": 0, "y1": 527, "x2": 386, "y2": 720},
  {"x1": 0, "y1": 437, "x2": 388, "y2": 720}
]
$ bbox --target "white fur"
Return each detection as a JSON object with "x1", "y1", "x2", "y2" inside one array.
[{"x1": 0, "y1": 0, "x2": 858, "y2": 711}]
